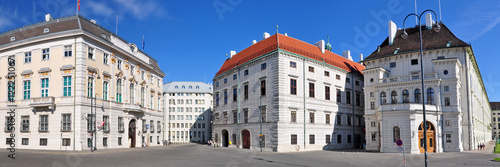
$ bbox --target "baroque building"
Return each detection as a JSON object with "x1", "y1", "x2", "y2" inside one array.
[
  {"x1": 491, "y1": 102, "x2": 500, "y2": 140},
  {"x1": 0, "y1": 14, "x2": 164, "y2": 150},
  {"x1": 163, "y1": 81, "x2": 213, "y2": 144},
  {"x1": 363, "y1": 19, "x2": 491, "y2": 154},
  {"x1": 212, "y1": 33, "x2": 365, "y2": 152}
]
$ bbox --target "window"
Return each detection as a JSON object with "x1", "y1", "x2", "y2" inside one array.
[
  {"x1": 260, "y1": 80, "x2": 266, "y2": 96},
  {"x1": 437, "y1": 56, "x2": 445, "y2": 59},
  {"x1": 309, "y1": 135, "x2": 315, "y2": 144},
  {"x1": 393, "y1": 126, "x2": 400, "y2": 142},
  {"x1": 103, "y1": 137, "x2": 108, "y2": 147},
  {"x1": 309, "y1": 82, "x2": 315, "y2": 98},
  {"x1": 261, "y1": 63, "x2": 267, "y2": 70},
  {"x1": 22, "y1": 138, "x2": 29, "y2": 145},
  {"x1": 347, "y1": 135, "x2": 352, "y2": 143},
  {"x1": 326, "y1": 135, "x2": 331, "y2": 144},
  {"x1": 150, "y1": 94, "x2": 154, "y2": 109},
  {"x1": 444, "y1": 86, "x2": 449, "y2": 92},
  {"x1": 244, "y1": 110, "x2": 248, "y2": 123},
  {"x1": 355, "y1": 80, "x2": 359, "y2": 86},
  {"x1": 21, "y1": 116, "x2": 29, "y2": 132},
  {"x1": 5, "y1": 117, "x2": 13, "y2": 132},
  {"x1": 233, "y1": 74, "x2": 237, "y2": 80},
  {"x1": 446, "y1": 134, "x2": 451, "y2": 142},
  {"x1": 244, "y1": 69, "x2": 249, "y2": 76},
  {"x1": 23, "y1": 81, "x2": 31, "y2": 99},
  {"x1": 445, "y1": 97, "x2": 450, "y2": 106},
  {"x1": 325, "y1": 86, "x2": 330, "y2": 100},
  {"x1": 390, "y1": 62, "x2": 396, "y2": 68},
  {"x1": 414, "y1": 89, "x2": 421, "y2": 104},
  {"x1": 308, "y1": 66, "x2": 314, "y2": 72},
  {"x1": 233, "y1": 88, "x2": 237, "y2": 102},
  {"x1": 224, "y1": 78, "x2": 227, "y2": 84},
  {"x1": 87, "y1": 77, "x2": 94, "y2": 97},
  {"x1": 103, "y1": 53, "x2": 108, "y2": 64},
  {"x1": 411, "y1": 59, "x2": 418, "y2": 65},
  {"x1": 261, "y1": 107, "x2": 267, "y2": 122},
  {"x1": 370, "y1": 102, "x2": 375, "y2": 109},
  {"x1": 336, "y1": 74, "x2": 340, "y2": 80},
  {"x1": 40, "y1": 138, "x2": 48, "y2": 146},
  {"x1": 337, "y1": 89, "x2": 341, "y2": 102},
  {"x1": 347, "y1": 116, "x2": 352, "y2": 126},
  {"x1": 290, "y1": 61, "x2": 296, "y2": 68},
  {"x1": 371, "y1": 122, "x2": 376, "y2": 127},
  {"x1": 63, "y1": 76, "x2": 71, "y2": 96},
  {"x1": 445, "y1": 120, "x2": 450, "y2": 126},
  {"x1": 380, "y1": 92, "x2": 387, "y2": 105},
  {"x1": 346, "y1": 91, "x2": 351, "y2": 104},
  {"x1": 372, "y1": 133, "x2": 377, "y2": 141},
  {"x1": 88, "y1": 47, "x2": 94, "y2": 59},
  {"x1": 118, "y1": 117, "x2": 124, "y2": 132},
  {"x1": 41, "y1": 78, "x2": 49, "y2": 97},
  {"x1": 25, "y1": 52, "x2": 31, "y2": 63},
  {"x1": 87, "y1": 114, "x2": 93, "y2": 131},
  {"x1": 244, "y1": 85, "x2": 248, "y2": 99},
  {"x1": 337, "y1": 135, "x2": 342, "y2": 143},
  {"x1": 370, "y1": 92, "x2": 374, "y2": 97},
  {"x1": 224, "y1": 90, "x2": 228, "y2": 104},
  {"x1": 346, "y1": 78, "x2": 350, "y2": 83},
  {"x1": 309, "y1": 112, "x2": 314, "y2": 123},
  {"x1": 232, "y1": 112, "x2": 237, "y2": 123},
  {"x1": 216, "y1": 93, "x2": 219, "y2": 106},
  {"x1": 118, "y1": 137, "x2": 122, "y2": 145},
  {"x1": 62, "y1": 138, "x2": 70, "y2": 146},
  {"x1": 87, "y1": 138, "x2": 92, "y2": 148},
  {"x1": 324, "y1": 71, "x2": 330, "y2": 77},
  {"x1": 391, "y1": 91, "x2": 397, "y2": 104},
  {"x1": 142, "y1": 120, "x2": 147, "y2": 132},
  {"x1": 116, "y1": 79, "x2": 122, "y2": 102},
  {"x1": 355, "y1": 93, "x2": 360, "y2": 106},
  {"x1": 101, "y1": 81, "x2": 107, "y2": 100},
  {"x1": 290, "y1": 79, "x2": 297, "y2": 95},
  {"x1": 150, "y1": 120, "x2": 154, "y2": 132},
  {"x1": 42, "y1": 48, "x2": 50, "y2": 60},
  {"x1": 336, "y1": 115, "x2": 342, "y2": 125},
  {"x1": 326, "y1": 114, "x2": 330, "y2": 124},
  {"x1": 402, "y1": 90, "x2": 409, "y2": 103},
  {"x1": 62, "y1": 114, "x2": 71, "y2": 131},
  {"x1": 427, "y1": 88, "x2": 434, "y2": 105},
  {"x1": 39, "y1": 115, "x2": 48, "y2": 132},
  {"x1": 291, "y1": 134, "x2": 297, "y2": 145},
  {"x1": 291, "y1": 111, "x2": 297, "y2": 122},
  {"x1": 130, "y1": 65, "x2": 135, "y2": 75},
  {"x1": 103, "y1": 116, "x2": 109, "y2": 131},
  {"x1": 117, "y1": 60, "x2": 122, "y2": 70}
]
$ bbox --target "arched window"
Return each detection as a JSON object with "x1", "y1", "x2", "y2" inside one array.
[
  {"x1": 196, "y1": 86, "x2": 200, "y2": 89},
  {"x1": 130, "y1": 84, "x2": 135, "y2": 104},
  {"x1": 393, "y1": 126, "x2": 400, "y2": 142},
  {"x1": 141, "y1": 87, "x2": 145, "y2": 106},
  {"x1": 189, "y1": 86, "x2": 192, "y2": 89},
  {"x1": 116, "y1": 79, "x2": 122, "y2": 103},
  {"x1": 182, "y1": 85, "x2": 186, "y2": 89},
  {"x1": 380, "y1": 92, "x2": 387, "y2": 105},
  {"x1": 175, "y1": 85, "x2": 178, "y2": 89},
  {"x1": 414, "y1": 89, "x2": 421, "y2": 104},
  {"x1": 402, "y1": 90, "x2": 409, "y2": 103},
  {"x1": 427, "y1": 88, "x2": 434, "y2": 105},
  {"x1": 391, "y1": 91, "x2": 397, "y2": 104}
]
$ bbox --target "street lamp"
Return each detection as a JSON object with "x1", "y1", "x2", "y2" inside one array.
[
  {"x1": 90, "y1": 69, "x2": 101, "y2": 152},
  {"x1": 401, "y1": 9, "x2": 440, "y2": 167},
  {"x1": 252, "y1": 83, "x2": 263, "y2": 152}
]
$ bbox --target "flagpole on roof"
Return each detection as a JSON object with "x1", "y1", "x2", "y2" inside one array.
[{"x1": 276, "y1": 24, "x2": 279, "y2": 49}]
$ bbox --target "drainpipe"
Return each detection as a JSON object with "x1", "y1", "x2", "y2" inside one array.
[
  {"x1": 73, "y1": 37, "x2": 77, "y2": 151},
  {"x1": 303, "y1": 59, "x2": 306, "y2": 150},
  {"x1": 463, "y1": 48, "x2": 473, "y2": 150},
  {"x1": 437, "y1": 73, "x2": 444, "y2": 152},
  {"x1": 237, "y1": 68, "x2": 241, "y2": 148},
  {"x1": 351, "y1": 74, "x2": 355, "y2": 148}
]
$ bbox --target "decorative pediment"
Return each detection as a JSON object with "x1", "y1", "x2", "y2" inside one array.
[
  {"x1": 129, "y1": 75, "x2": 136, "y2": 82},
  {"x1": 115, "y1": 70, "x2": 123, "y2": 77},
  {"x1": 21, "y1": 70, "x2": 33, "y2": 76}
]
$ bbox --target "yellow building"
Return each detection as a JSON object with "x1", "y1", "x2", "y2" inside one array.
[{"x1": 0, "y1": 14, "x2": 164, "y2": 150}]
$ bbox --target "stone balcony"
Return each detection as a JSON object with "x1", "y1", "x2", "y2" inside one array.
[
  {"x1": 123, "y1": 103, "x2": 144, "y2": 113},
  {"x1": 377, "y1": 102, "x2": 439, "y2": 112},
  {"x1": 379, "y1": 73, "x2": 438, "y2": 84},
  {"x1": 30, "y1": 96, "x2": 55, "y2": 109}
]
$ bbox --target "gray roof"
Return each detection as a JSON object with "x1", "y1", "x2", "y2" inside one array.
[{"x1": 163, "y1": 81, "x2": 213, "y2": 94}]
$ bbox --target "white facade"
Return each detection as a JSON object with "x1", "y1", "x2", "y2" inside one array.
[
  {"x1": 363, "y1": 22, "x2": 491, "y2": 154},
  {"x1": 163, "y1": 82, "x2": 213, "y2": 143},
  {"x1": 0, "y1": 15, "x2": 165, "y2": 151},
  {"x1": 212, "y1": 33, "x2": 364, "y2": 152},
  {"x1": 491, "y1": 103, "x2": 500, "y2": 140}
]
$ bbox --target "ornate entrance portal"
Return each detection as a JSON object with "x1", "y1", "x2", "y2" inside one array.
[
  {"x1": 418, "y1": 121, "x2": 435, "y2": 153},
  {"x1": 129, "y1": 119, "x2": 136, "y2": 148}
]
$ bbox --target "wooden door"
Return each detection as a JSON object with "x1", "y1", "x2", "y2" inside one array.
[
  {"x1": 418, "y1": 121, "x2": 435, "y2": 153},
  {"x1": 242, "y1": 130, "x2": 250, "y2": 149}
]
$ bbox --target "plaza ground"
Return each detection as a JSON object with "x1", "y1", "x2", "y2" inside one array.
[{"x1": 1, "y1": 141, "x2": 499, "y2": 167}]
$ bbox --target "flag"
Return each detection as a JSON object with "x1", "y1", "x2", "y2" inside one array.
[
  {"x1": 78, "y1": 0, "x2": 80, "y2": 11},
  {"x1": 142, "y1": 35, "x2": 145, "y2": 50}
]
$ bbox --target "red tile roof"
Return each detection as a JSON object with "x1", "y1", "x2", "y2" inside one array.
[{"x1": 215, "y1": 33, "x2": 365, "y2": 77}]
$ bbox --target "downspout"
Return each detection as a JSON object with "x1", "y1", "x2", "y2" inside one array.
[
  {"x1": 73, "y1": 36, "x2": 77, "y2": 151},
  {"x1": 463, "y1": 47, "x2": 473, "y2": 150},
  {"x1": 437, "y1": 73, "x2": 444, "y2": 152},
  {"x1": 303, "y1": 59, "x2": 306, "y2": 150},
  {"x1": 237, "y1": 68, "x2": 241, "y2": 148},
  {"x1": 351, "y1": 74, "x2": 355, "y2": 148}
]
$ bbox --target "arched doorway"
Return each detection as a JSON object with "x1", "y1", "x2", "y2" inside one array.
[
  {"x1": 222, "y1": 130, "x2": 229, "y2": 147},
  {"x1": 242, "y1": 130, "x2": 250, "y2": 149},
  {"x1": 418, "y1": 121, "x2": 435, "y2": 153},
  {"x1": 129, "y1": 119, "x2": 136, "y2": 148}
]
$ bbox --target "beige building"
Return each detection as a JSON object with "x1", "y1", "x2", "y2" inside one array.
[
  {"x1": 0, "y1": 14, "x2": 164, "y2": 151},
  {"x1": 491, "y1": 102, "x2": 500, "y2": 140}
]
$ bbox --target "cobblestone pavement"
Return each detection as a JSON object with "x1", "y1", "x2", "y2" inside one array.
[{"x1": 1, "y1": 142, "x2": 499, "y2": 167}]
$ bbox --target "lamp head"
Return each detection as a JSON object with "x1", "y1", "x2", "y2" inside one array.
[
  {"x1": 401, "y1": 30, "x2": 408, "y2": 39},
  {"x1": 433, "y1": 23, "x2": 441, "y2": 32},
  {"x1": 97, "y1": 75, "x2": 101, "y2": 79}
]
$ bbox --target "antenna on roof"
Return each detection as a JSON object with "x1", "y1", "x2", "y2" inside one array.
[
  {"x1": 115, "y1": 15, "x2": 118, "y2": 35},
  {"x1": 414, "y1": 0, "x2": 418, "y2": 24},
  {"x1": 276, "y1": 24, "x2": 280, "y2": 49}
]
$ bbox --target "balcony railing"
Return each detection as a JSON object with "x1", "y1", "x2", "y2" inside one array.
[
  {"x1": 380, "y1": 73, "x2": 438, "y2": 83},
  {"x1": 30, "y1": 96, "x2": 55, "y2": 108}
]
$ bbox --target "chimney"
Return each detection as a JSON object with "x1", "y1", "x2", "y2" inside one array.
[
  {"x1": 45, "y1": 14, "x2": 53, "y2": 22},
  {"x1": 263, "y1": 32, "x2": 270, "y2": 39},
  {"x1": 285, "y1": 33, "x2": 288, "y2": 36},
  {"x1": 342, "y1": 50, "x2": 353, "y2": 61},
  {"x1": 425, "y1": 13, "x2": 433, "y2": 29},
  {"x1": 388, "y1": 21, "x2": 397, "y2": 45},
  {"x1": 90, "y1": 19, "x2": 97, "y2": 24},
  {"x1": 252, "y1": 40, "x2": 257, "y2": 45},
  {"x1": 230, "y1": 50, "x2": 237, "y2": 58},
  {"x1": 359, "y1": 54, "x2": 364, "y2": 65},
  {"x1": 314, "y1": 40, "x2": 325, "y2": 53}
]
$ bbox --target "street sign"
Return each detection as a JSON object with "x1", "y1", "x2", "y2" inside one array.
[
  {"x1": 396, "y1": 139, "x2": 403, "y2": 146},
  {"x1": 146, "y1": 124, "x2": 149, "y2": 129}
]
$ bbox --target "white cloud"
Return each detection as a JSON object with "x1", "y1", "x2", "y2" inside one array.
[
  {"x1": 0, "y1": 17, "x2": 13, "y2": 30},
  {"x1": 455, "y1": 1, "x2": 500, "y2": 41},
  {"x1": 87, "y1": 0, "x2": 114, "y2": 17}
]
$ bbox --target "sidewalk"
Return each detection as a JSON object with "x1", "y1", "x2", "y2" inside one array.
[{"x1": 464, "y1": 140, "x2": 495, "y2": 154}]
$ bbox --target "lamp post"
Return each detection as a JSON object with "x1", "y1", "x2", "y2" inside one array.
[
  {"x1": 253, "y1": 83, "x2": 263, "y2": 152},
  {"x1": 90, "y1": 69, "x2": 101, "y2": 152},
  {"x1": 401, "y1": 9, "x2": 440, "y2": 167}
]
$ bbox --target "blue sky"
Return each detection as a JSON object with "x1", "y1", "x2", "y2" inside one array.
[{"x1": 1, "y1": 0, "x2": 500, "y2": 101}]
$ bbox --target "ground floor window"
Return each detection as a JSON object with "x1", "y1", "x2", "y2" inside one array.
[
  {"x1": 337, "y1": 135, "x2": 342, "y2": 143},
  {"x1": 62, "y1": 138, "x2": 70, "y2": 146},
  {"x1": 347, "y1": 135, "x2": 352, "y2": 143},
  {"x1": 309, "y1": 135, "x2": 315, "y2": 144},
  {"x1": 103, "y1": 137, "x2": 108, "y2": 147},
  {"x1": 446, "y1": 134, "x2": 451, "y2": 143},
  {"x1": 88, "y1": 138, "x2": 92, "y2": 148},
  {"x1": 291, "y1": 134, "x2": 297, "y2": 145},
  {"x1": 118, "y1": 137, "x2": 122, "y2": 145},
  {"x1": 22, "y1": 138, "x2": 29, "y2": 145},
  {"x1": 371, "y1": 133, "x2": 376, "y2": 141},
  {"x1": 326, "y1": 135, "x2": 331, "y2": 144},
  {"x1": 40, "y1": 138, "x2": 47, "y2": 146}
]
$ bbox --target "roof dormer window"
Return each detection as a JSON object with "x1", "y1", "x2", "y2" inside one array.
[
  {"x1": 10, "y1": 36, "x2": 15, "y2": 41},
  {"x1": 43, "y1": 28, "x2": 50, "y2": 33}
]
